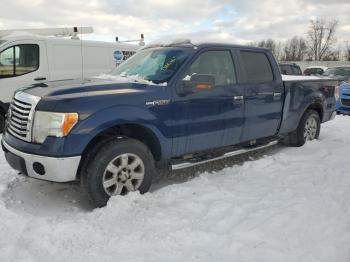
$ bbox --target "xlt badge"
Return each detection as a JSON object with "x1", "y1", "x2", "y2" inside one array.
[{"x1": 145, "y1": 100, "x2": 170, "y2": 107}]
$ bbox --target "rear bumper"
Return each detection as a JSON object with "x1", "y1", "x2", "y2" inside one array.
[{"x1": 2, "y1": 139, "x2": 81, "y2": 182}]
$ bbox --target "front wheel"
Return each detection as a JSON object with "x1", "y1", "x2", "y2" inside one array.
[
  {"x1": 287, "y1": 110, "x2": 321, "y2": 147},
  {"x1": 81, "y1": 138, "x2": 155, "y2": 208}
]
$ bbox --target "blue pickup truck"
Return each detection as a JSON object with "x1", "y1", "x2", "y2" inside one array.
[{"x1": 1, "y1": 40, "x2": 337, "y2": 207}]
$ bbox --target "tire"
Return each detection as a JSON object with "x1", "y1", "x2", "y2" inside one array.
[
  {"x1": 81, "y1": 138, "x2": 155, "y2": 208},
  {"x1": 0, "y1": 113, "x2": 5, "y2": 133},
  {"x1": 287, "y1": 109, "x2": 321, "y2": 147}
]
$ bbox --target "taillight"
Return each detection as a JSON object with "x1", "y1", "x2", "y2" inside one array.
[{"x1": 335, "y1": 85, "x2": 340, "y2": 100}]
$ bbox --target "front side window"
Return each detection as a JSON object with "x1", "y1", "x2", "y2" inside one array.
[
  {"x1": 305, "y1": 68, "x2": 324, "y2": 75},
  {"x1": 184, "y1": 50, "x2": 237, "y2": 87},
  {"x1": 0, "y1": 44, "x2": 39, "y2": 78},
  {"x1": 241, "y1": 51, "x2": 274, "y2": 83},
  {"x1": 0, "y1": 46, "x2": 14, "y2": 77},
  {"x1": 111, "y1": 47, "x2": 190, "y2": 84}
]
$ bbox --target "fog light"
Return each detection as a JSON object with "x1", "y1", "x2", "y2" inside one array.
[{"x1": 33, "y1": 162, "x2": 45, "y2": 175}]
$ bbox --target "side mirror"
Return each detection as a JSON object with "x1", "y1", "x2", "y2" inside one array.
[{"x1": 180, "y1": 74, "x2": 215, "y2": 95}]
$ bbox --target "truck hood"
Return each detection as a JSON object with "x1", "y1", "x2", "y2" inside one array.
[
  {"x1": 19, "y1": 77, "x2": 169, "y2": 114},
  {"x1": 21, "y1": 78, "x2": 156, "y2": 99}
]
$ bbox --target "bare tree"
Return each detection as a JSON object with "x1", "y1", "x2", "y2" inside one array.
[
  {"x1": 307, "y1": 18, "x2": 338, "y2": 61},
  {"x1": 256, "y1": 39, "x2": 282, "y2": 60},
  {"x1": 283, "y1": 36, "x2": 308, "y2": 61},
  {"x1": 322, "y1": 48, "x2": 341, "y2": 61},
  {"x1": 345, "y1": 41, "x2": 350, "y2": 61}
]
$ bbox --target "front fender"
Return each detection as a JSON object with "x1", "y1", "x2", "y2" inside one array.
[{"x1": 63, "y1": 105, "x2": 171, "y2": 157}]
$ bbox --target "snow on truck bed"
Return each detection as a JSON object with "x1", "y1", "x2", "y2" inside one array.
[
  {"x1": 282, "y1": 74, "x2": 325, "y2": 81},
  {"x1": 1, "y1": 116, "x2": 350, "y2": 262}
]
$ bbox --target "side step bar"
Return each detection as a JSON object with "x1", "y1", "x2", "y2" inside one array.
[{"x1": 171, "y1": 140, "x2": 279, "y2": 170}]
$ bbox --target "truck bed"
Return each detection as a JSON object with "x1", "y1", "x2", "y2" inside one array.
[{"x1": 278, "y1": 76, "x2": 337, "y2": 135}]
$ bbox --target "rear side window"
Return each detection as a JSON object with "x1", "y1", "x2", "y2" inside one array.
[
  {"x1": 241, "y1": 51, "x2": 274, "y2": 83},
  {"x1": 0, "y1": 44, "x2": 39, "y2": 78}
]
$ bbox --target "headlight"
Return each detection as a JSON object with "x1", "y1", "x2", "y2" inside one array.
[{"x1": 32, "y1": 111, "x2": 79, "y2": 144}]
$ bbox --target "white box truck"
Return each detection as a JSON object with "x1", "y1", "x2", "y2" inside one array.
[{"x1": 0, "y1": 27, "x2": 143, "y2": 131}]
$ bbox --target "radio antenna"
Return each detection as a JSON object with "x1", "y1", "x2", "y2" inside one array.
[{"x1": 80, "y1": 26, "x2": 84, "y2": 81}]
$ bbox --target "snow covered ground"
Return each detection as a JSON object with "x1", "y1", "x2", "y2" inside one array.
[{"x1": 1, "y1": 116, "x2": 350, "y2": 262}]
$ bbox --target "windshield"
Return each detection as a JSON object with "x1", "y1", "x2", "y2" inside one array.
[
  {"x1": 111, "y1": 47, "x2": 191, "y2": 84},
  {"x1": 323, "y1": 67, "x2": 350, "y2": 77}
]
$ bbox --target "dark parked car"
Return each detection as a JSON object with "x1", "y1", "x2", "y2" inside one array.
[
  {"x1": 2, "y1": 40, "x2": 338, "y2": 207},
  {"x1": 279, "y1": 63, "x2": 302, "y2": 75}
]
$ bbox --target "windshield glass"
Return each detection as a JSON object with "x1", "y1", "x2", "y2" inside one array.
[
  {"x1": 323, "y1": 67, "x2": 350, "y2": 77},
  {"x1": 111, "y1": 47, "x2": 191, "y2": 84}
]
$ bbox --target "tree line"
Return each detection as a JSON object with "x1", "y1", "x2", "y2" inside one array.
[{"x1": 250, "y1": 18, "x2": 350, "y2": 62}]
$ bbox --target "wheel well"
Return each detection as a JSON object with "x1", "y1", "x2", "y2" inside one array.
[
  {"x1": 82, "y1": 124, "x2": 162, "y2": 163},
  {"x1": 305, "y1": 103, "x2": 323, "y2": 122}
]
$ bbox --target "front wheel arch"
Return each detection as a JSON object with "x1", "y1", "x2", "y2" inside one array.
[{"x1": 76, "y1": 123, "x2": 162, "y2": 180}]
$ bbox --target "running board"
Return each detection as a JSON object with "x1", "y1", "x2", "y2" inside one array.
[{"x1": 171, "y1": 140, "x2": 279, "y2": 170}]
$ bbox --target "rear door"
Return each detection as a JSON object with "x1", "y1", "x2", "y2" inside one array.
[
  {"x1": 239, "y1": 50, "x2": 283, "y2": 142},
  {"x1": 171, "y1": 49, "x2": 244, "y2": 156}
]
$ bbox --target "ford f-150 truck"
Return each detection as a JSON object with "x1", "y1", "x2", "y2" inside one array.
[{"x1": 1, "y1": 40, "x2": 337, "y2": 207}]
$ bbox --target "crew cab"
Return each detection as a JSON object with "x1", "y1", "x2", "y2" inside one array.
[{"x1": 1, "y1": 40, "x2": 337, "y2": 207}]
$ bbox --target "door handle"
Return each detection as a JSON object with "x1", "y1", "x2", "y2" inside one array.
[
  {"x1": 34, "y1": 77, "x2": 46, "y2": 81},
  {"x1": 233, "y1": 96, "x2": 244, "y2": 104},
  {"x1": 273, "y1": 92, "x2": 281, "y2": 97}
]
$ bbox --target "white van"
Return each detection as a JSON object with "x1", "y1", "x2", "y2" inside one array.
[{"x1": 0, "y1": 27, "x2": 142, "y2": 131}]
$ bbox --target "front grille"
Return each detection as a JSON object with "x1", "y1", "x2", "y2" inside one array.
[
  {"x1": 341, "y1": 99, "x2": 350, "y2": 107},
  {"x1": 7, "y1": 91, "x2": 41, "y2": 142}
]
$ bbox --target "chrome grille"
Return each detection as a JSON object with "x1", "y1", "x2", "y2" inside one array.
[{"x1": 7, "y1": 91, "x2": 41, "y2": 142}]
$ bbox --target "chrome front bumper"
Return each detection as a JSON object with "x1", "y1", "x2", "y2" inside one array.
[{"x1": 2, "y1": 140, "x2": 81, "y2": 182}]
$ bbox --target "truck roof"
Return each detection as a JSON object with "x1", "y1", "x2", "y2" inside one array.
[{"x1": 143, "y1": 38, "x2": 270, "y2": 52}]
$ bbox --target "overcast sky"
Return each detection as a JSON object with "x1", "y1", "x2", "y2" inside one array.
[{"x1": 0, "y1": 0, "x2": 349, "y2": 45}]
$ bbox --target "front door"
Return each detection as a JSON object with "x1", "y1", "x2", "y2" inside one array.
[{"x1": 171, "y1": 49, "x2": 244, "y2": 156}]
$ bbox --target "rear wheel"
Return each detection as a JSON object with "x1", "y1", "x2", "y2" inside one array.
[
  {"x1": 287, "y1": 110, "x2": 320, "y2": 147},
  {"x1": 81, "y1": 138, "x2": 155, "y2": 208}
]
